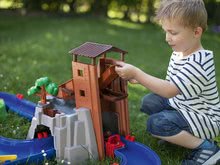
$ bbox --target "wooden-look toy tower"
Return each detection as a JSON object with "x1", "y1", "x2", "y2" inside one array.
[{"x1": 58, "y1": 42, "x2": 130, "y2": 160}]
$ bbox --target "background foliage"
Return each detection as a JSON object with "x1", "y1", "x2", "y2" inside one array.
[{"x1": 0, "y1": 0, "x2": 220, "y2": 24}]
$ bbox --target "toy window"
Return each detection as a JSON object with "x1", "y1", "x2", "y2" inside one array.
[
  {"x1": 78, "y1": 69, "x2": 83, "y2": 77},
  {"x1": 80, "y1": 90, "x2": 85, "y2": 97}
]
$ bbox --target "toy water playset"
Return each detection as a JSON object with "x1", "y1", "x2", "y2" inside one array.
[{"x1": 0, "y1": 42, "x2": 161, "y2": 165}]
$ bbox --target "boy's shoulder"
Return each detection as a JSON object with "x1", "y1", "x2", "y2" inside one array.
[
  {"x1": 192, "y1": 49, "x2": 213, "y2": 57},
  {"x1": 170, "y1": 50, "x2": 214, "y2": 69},
  {"x1": 188, "y1": 50, "x2": 213, "y2": 66},
  {"x1": 171, "y1": 50, "x2": 213, "y2": 61}
]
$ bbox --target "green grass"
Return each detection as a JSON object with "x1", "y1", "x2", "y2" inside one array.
[{"x1": 0, "y1": 13, "x2": 220, "y2": 165}]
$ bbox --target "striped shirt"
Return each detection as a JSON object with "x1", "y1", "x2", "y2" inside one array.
[{"x1": 166, "y1": 50, "x2": 220, "y2": 139}]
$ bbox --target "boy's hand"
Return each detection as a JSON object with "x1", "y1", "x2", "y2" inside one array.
[
  {"x1": 115, "y1": 61, "x2": 137, "y2": 80},
  {"x1": 129, "y1": 79, "x2": 139, "y2": 84}
]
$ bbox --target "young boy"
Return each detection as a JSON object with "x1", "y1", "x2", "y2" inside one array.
[{"x1": 115, "y1": 0, "x2": 220, "y2": 164}]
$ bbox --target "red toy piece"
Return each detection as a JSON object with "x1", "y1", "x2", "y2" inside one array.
[
  {"x1": 105, "y1": 134, "x2": 125, "y2": 158},
  {"x1": 125, "y1": 135, "x2": 135, "y2": 142},
  {"x1": 42, "y1": 132, "x2": 48, "y2": 138},
  {"x1": 37, "y1": 132, "x2": 48, "y2": 139},
  {"x1": 16, "y1": 93, "x2": 24, "y2": 99},
  {"x1": 37, "y1": 133, "x2": 43, "y2": 139}
]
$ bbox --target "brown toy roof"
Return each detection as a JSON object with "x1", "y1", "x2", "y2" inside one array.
[{"x1": 69, "y1": 42, "x2": 127, "y2": 58}]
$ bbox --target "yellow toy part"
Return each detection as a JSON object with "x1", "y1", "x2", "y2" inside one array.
[{"x1": 0, "y1": 155, "x2": 17, "y2": 162}]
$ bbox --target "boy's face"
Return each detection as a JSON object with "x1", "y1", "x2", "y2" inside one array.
[{"x1": 161, "y1": 19, "x2": 201, "y2": 56}]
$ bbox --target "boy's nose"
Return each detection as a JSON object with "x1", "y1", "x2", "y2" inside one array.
[{"x1": 165, "y1": 33, "x2": 171, "y2": 42}]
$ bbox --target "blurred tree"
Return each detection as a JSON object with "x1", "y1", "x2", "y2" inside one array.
[
  {"x1": 203, "y1": 0, "x2": 220, "y2": 24},
  {"x1": 22, "y1": 0, "x2": 77, "y2": 13},
  {"x1": 107, "y1": 0, "x2": 156, "y2": 23},
  {"x1": 212, "y1": 1, "x2": 220, "y2": 25},
  {"x1": 90, "y1": 0, "x2": 109, "y2": 16},
  {"x1": 2, "y1": 0, "x2": 220, "y2": 24},
  {"x1": 117, "y1": 0, "x2": 140, "y2": 20},
  {"x1": 23, "y1": 0, "x2": 42, "y2": 11},
  {"x1": 69, "y1": 0, "x2": 77, "y2": 13},
  {"x1": 146, "y1": 0, "x2": 155, "y2": 23}
]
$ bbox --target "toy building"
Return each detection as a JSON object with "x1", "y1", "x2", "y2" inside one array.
[{"x1": 27, "y1": 42, "x2": 130, "y2": 163}]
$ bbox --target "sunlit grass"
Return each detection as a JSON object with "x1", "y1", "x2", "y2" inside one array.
[{"x1": 107, "y1": 19, "x2": 144, "y2": 30}]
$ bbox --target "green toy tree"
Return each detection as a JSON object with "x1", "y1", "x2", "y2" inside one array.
[{"x1": 27, "y1": 77, "x2": 58, "y2": 104}]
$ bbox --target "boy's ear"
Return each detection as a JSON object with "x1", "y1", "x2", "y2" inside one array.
[{"x1": 194, "y1": 27, "x2": 203, "y2": 38}]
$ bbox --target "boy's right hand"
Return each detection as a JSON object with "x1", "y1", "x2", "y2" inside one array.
[
  {"x1": 115, "y1": 61, "x2": 138, "y2": 81},
  {"x1": 129, "y1": 79, "x2": 139, "y2": 84}
]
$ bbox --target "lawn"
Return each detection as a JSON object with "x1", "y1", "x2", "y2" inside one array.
[{"x1": 0, "y1": 13, "x2": 220, "y2": 165}]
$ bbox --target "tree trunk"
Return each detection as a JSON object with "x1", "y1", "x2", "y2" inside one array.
[
  {"x1": 90, "y1": 0, "x2": 108, "y2": 16},
  {"x1": 146, "y1": 0, "x2": 155, "y2": 23},
  {"x1": 41, "y1": 86, "x2": 47, "y2": 104}
]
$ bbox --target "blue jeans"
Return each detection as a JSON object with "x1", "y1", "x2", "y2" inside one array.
[{"x1": 140, "y1": 93, "x2": 191, "y2": 137}]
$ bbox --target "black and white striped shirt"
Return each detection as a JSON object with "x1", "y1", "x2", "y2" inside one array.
[{"x1": 167, "y1": 50, "x2": 220, "y2": 139}]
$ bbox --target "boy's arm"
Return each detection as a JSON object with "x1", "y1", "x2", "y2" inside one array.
[
  {"x1": 115, "y1": 61, "x2": 180, "y2": 98},
  {"x1": 134, "y1": 68, "x2": 180, "y2": 98}
]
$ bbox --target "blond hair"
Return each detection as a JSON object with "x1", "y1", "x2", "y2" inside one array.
[{"x1": 156, "y1": 0, "x2": 208, "y2": 31}]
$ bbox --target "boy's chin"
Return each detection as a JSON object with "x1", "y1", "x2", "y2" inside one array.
[
  {"x1": 171, "y1": 47, "x2": 177, "y2": 52},
  {"x1": 171, "y1": 47, "x2": 181, "y2": 52}
]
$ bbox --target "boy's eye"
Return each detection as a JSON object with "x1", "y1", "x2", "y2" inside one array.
[{"x1": 170, "y1": 31, "x2": 178, "y2": 35}]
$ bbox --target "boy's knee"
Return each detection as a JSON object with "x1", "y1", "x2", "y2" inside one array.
[
  {"x1": 146, "y1": 113, "x2": 180, "y2": 136},
  {"x1": 147, "y1": 114, "x2": 164, "y2": 135},
  {"x1": 140, "y1": 94, "x2": 155, "y2": 115}
]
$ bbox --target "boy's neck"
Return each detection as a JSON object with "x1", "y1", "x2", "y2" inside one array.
[{"x1": 181, "y1": 42, "x2": 203, "y2": 57}]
